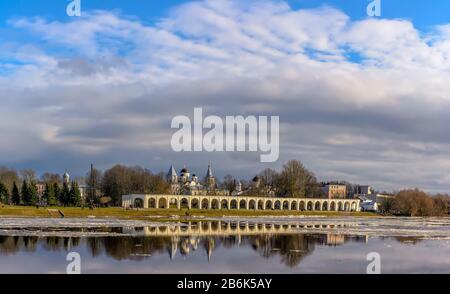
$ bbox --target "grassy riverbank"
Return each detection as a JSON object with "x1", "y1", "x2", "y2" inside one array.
[{"x1": 0, "y1": 205, "x2": 378, "y2": 220}]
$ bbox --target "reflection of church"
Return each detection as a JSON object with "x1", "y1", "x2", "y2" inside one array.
[
  {"x1": 167, "y1": 164, "x2": 229, "y2": 196},
  {"x1": 166, "y1": 236, "x2": 216, "y2": 262}
]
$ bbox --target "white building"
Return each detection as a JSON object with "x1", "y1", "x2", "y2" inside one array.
[
  {"x1": 360, "y1": 199, "x2": 378, "y2": 212},
  {"x1": 357, "y1": 193, "x2": 394, "y2": 212}
]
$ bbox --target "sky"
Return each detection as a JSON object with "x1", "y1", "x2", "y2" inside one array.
[{"x1": 0, "y1": 0, "x2": 450, "y2": 193}]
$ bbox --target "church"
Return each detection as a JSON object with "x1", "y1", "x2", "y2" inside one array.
[{"x1": 166, "y1": 164, "x2": 229, "y2": 196}]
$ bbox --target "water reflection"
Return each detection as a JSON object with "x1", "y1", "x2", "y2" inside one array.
[
  {"x1": 122, "y1": 221, "x2": 359, "y2": 237},
  {"x1": 0, "y1": 232, "x2": 372, "y2": 268},
  {"x1": 0, "y1": 220, "x2": 445, "y2": 273}
]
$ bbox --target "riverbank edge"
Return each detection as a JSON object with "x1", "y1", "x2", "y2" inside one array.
[{"x1": 0, "y1": 205, "x2": 378, "y2": 221}]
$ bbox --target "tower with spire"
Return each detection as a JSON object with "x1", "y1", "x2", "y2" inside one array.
[
  {"x1": 167, "y1": 165, "x2": 180, "y2": 194},
  {"x1": 203, "y1": 237, "x2": 215, "y2": 262},
  {"x1": 167, "y1": 165, "x2": 178, "y2": 184},
  {"x1": 205, "y1": 163, "x2": 215, "y2": 188},
  {"x1": 167, "y1": 236, "x2": 179, "y2": 260}
]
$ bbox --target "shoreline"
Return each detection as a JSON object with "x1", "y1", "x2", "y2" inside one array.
[{"x1": 0, "y1": 205, "x2": 378, "y2": 221}]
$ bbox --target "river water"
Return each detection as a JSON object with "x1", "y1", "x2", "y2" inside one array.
[{"x1": 0, "y1": 217, "x2": 449, "y2": 274}]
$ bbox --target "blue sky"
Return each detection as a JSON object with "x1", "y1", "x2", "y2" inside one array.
[
  {"x1": 1, "y1": 0, "x2": 449, "y2": 71},
  {"x1": 1, "y1": 0, "x2": 449, "y2": 63},
  {"x1": 1, "y1": 0, "x2": 450, "y2": 192},
  {"x1": 1, "y1": 0, "x2": 450, "y2": 30}
]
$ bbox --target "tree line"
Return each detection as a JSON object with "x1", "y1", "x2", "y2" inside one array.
[
  {"x1": 0, "y1": 165, "x2": 169, "y2": 207},
  {"x1": 0, "y1": 167, "x2": 82, "y2": 207},
  {"x1": 1, "y1": 160, "x2": 321, "y2": 207},
  {"x1": 90, "y1": 165, "x2": 170, "y2": 206},
  {"x1": 1, "y1": 162, "x2": 450, "y2": 215},
  {"x1": 0, "y1": 168, "x2": 45, "y2": 206},
  {"x1": 378, "y1": 189, "x2": 449, "y2": 216}
]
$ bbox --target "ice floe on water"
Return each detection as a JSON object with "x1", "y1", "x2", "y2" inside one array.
[
  {"x1": 0, "y1": 218, "x2": 176, "y2": 237},
  {"x1": 0, "y1": 218, "x2": 165, "y2": 228},
  {"x1": 0, "y1": 216, "x2": 450, "y2": 238},
  {"x1": 207, "y1": 216, "x2": 450, "y2": 239}
]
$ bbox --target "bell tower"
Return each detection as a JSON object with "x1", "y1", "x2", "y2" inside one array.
[
  {"x1": 205, "y1": 163, "x2": 215, "y2": 188},
  {"x1": 167, "y1": 165, "x2": 178, "y2": 184}
]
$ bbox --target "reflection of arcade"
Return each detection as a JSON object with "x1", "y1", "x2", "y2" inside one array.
[{"x1": 122, "y1": 221, "x2": 360, "y2": 237}]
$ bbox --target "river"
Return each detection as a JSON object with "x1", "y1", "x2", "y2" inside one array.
[{"x1": 0, "y1": 217, "x2": 449, "y2": 273}]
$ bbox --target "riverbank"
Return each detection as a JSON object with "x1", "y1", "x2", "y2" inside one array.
[{"x1": 0, "y1": 205, "x2": 378, "y2": 220}]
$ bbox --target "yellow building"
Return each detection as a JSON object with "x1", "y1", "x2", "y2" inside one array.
[{"x1": 323, "y1": 184, "x2": 347, "y2": 199}]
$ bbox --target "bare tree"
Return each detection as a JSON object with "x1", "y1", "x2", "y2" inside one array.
[
  {"x1": 432, "y1": 194, "x2": 449, "y2": 216},
  {"x1": 394, "y1": 189, "x2": 434, "y2": 216},
  {"x1": 86, "y1": 167, "x2": 103, "y2": 204},
  {"x1": 40, "y1": 173, "x2": 62, "y2": 184},
  {"x1": 21, "y1": 169, "x2": 36, "y2": 183},
  {"x1": 277, "y1": 160, "x2": 317, "y2": 198},
  {"x1": 259, "y1": 168, "x2": 279, "y2": 196},
  {"x1": 223, "y1": 174, "x2": 235, "y2": 192},
  {"x1": 101, "y1": 165, "x2": 170, "y2": 206},
  {"x1": 0, "y1": 167, "x2": 19, "y2": 191}
]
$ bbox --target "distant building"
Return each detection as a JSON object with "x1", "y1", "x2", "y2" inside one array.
[
  {"x1": 353, "y1": 185, "x2": 374, "y2": 196},
  {"x1": 360, "y1": 198, "x2": 378, "y2": 212},
  {"x1": 252, "y1": 176, "x2": 261, "y2": 189},
  {"x1": 79, "y1": 184, "x2": 90, "y2": 200},
  {"x1": 36, "y1": 182, "x2": 46, "y2": 197},
  {"x1": 231, "y1": 180, "x2": 243, "y2": 196},
  {"x1": 357, "y1": 193, "x2": 394, "y2": 212},
  {"x1": 323, "y1": 184, "x2": 347, "y2": 199},
  {"x1": 238, "y1": 176, "x2": 276, "y2": 197},
  {"x1": 166, "y1": 164, "x2": 229, "y2": 196}
]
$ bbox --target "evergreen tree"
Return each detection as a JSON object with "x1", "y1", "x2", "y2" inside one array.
[
  {"x1": 61, "y1": 182, "x2": 70, "y2": 206},
  {"x1": 28, "y1": 181, "x2": 38, "y2": 205},
  {"x1": 69, "y1": 182, "x2": 82, "y2": 207},
  {"x1": 0, "y1": 182, "x2": 9, "y2": 204},
  {"x1": 53, "y1": 182, "x2": 60, "y2": 206},
  {"x1": 21, "y1": 180, "x2": 29, "y2": 205},
  {"x1": 44, "y1": 183, "x2": 58, "y2": 206},
  {"x1": 11, "y1": 182, "x2": 20, "y2": 205}
]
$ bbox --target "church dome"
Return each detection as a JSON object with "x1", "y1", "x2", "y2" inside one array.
[{"x1": 181, "y1": 167, "x2": 189, "y2": 173}]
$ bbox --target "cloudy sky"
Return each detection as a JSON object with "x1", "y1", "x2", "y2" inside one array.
[{"x1": 1, "y1": 0, "x2": 450, "y2": 193}]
